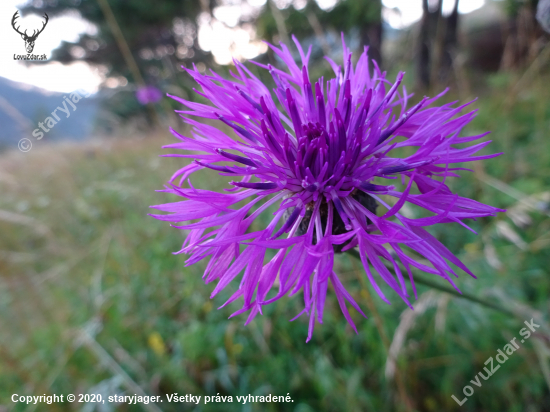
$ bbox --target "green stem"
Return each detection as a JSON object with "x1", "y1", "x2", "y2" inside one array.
[{"x1": 346, "y1": 249, "x2": 515, "y2": 316}]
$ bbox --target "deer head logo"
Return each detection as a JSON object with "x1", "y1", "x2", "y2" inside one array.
[{"x1": 11, "y1": 11, "x2": 49, "y2": 54}]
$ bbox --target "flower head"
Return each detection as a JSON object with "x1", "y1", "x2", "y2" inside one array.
[
  {"x1": 151, "y1": 36, "x2": 504, "y2": 341},
  {"x1": 136, "y1": 85, "x2": 162, "y2": 105}
]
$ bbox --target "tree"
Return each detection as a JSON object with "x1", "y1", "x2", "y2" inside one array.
[
  {"x1": 20, "y1": 0, "x2": 384, "y2": 126},
  {"x1": 253, "y1": 0, "x2": 383, "y2": 68},
  {"x1": 416, "y1": 0, "x2": 460, "y2": 90},
  {"x1": 501, "y1": 0, "x2": 542, "y2": 70},
  {"x1": 21, "y1": 0, "x2": 216, "y2": 125}
]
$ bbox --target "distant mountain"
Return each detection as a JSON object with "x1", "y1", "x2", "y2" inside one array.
[{"x1": 0, "y1": 77, "x2": 98, "y2": 149}]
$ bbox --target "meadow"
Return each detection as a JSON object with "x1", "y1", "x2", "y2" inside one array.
[{"x1": 0, "y1": 69, "x2": 549, "y2": 411}]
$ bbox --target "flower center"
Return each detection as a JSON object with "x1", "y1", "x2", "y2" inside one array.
[
  {"x1": 303, "y1": 122, "x2": 323, "y2": 140},
  {"x1": 285, "y1": 190, "x2": 378, "y2": 253}
]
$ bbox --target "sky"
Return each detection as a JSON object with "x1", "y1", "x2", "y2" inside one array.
[
  {"x1": 0, "y1": 0, "x2": 100, "y2": 94},
  {"x1": 0, "y1": 0, "x2": 486, "y2": 94},
  {"x1": 381, "y1": 0, "x2": 486, "y2": 29}
]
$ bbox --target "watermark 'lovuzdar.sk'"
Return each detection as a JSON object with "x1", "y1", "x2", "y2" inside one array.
[{"x1": 14, "y1": 53, "x2": 46, "y2": 60}]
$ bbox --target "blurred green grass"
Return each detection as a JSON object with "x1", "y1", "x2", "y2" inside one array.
[{"x1": 0, "y1": 72, "x2": 549, "y2": 412}]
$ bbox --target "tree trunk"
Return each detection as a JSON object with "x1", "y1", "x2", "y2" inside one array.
[
  {"x1": 417, "y1": 0, "x2": 440, "y2": 90},
  {"x1": 361, "y1": 21, "x2": 383, "y2": 68},
  {"x1": 439, "y1": 0, "x2": 459, "y2": 84},
  {"x1": 417, "y1": 0, "x2": 460, "y2": 90},
  {"x1": 360, "y1": 0, "x2": 383, "y2": 69}
]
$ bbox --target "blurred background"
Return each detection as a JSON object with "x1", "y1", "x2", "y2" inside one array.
[{"x1": 1, "y1": 0, "x2": 550, "y2": 410}]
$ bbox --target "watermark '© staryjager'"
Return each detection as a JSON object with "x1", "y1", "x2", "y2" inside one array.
[
  {"x1": 32, "y1": 89, "x2": 91, "y2": 140},
  {"x1": 451, "y1": 318, "x2": 540, "y2": 405}
]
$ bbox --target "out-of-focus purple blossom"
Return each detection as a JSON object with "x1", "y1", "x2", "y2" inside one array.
[
  {"x1": 136, "y1": 85, "x2": 163, "y2": 105},
  {"x1": 537, "y1": 0, "x2": 550, "y2": 33},
  {"x1": 151, "y1": 36, "x2": 504, "y2": 342}
]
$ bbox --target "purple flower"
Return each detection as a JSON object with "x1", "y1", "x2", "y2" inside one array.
[
  {"x1": 136, "y1": 85, "x2": 162, "y2": 105},
  {"x1": 151, "y1": 36, "x2": 504, "y2": 341}
]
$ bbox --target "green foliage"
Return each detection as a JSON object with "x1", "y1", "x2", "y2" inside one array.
[
  {"x1": 21, "y1": 0, "x2": 214, "y2": 124},
  {"x1": 502, "y1": 0, "x2": 540, "y2": 17},
  {"x1": 254, "y1": 0, "x2": 381, "y2": 42},
  {"x1": 21, "y1": 0, "x2": 210, "y2": 71},
  {"x1": 20, "y1": 0, "x2": 383, "y2": 127}
]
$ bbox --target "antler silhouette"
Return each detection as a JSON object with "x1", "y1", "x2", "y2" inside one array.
[
  {"x1": 11, "y1": 11, "x2": 49, "y2": 40},
  {"x1": 31, "y1": 13, "x2": 49, "y2": 39},
  {"x1": 11, "y1": 11, "x2": 25, "y2": 37}
]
